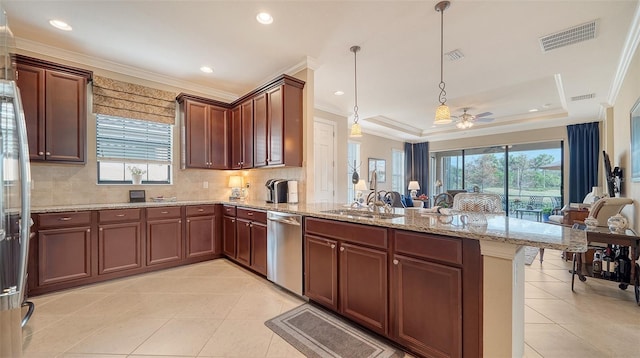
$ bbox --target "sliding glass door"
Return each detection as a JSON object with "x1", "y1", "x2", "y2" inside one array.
[{"x1": 432, "y1": 141, "x2": 563, "y2": 219}]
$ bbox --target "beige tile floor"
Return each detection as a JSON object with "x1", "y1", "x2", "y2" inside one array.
[{"x1": 20, "y1": 250, "x2": 640, "y2": 357}]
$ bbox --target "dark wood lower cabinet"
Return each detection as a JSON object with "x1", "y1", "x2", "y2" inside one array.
[
  {"x1": 250, "y1": 221, "x2": 267, "y2": 275},
  {"x1": 222, "y1": 216, "x2": 237, "y2": 258},
  {"x1": 98, "y1": 222, "x2": 142, "y2": 275},
  {"x1": 186, "y1": 215, "x2": 215, "y2": 258},
  {"x1": 38, "y1": 226, "x2": 91, "y2": 285},
  {"x1": 340, "y1": 242, "x2": 388, "y2": 335},
  {"x1": 304, "y1": 234, "x2": 338, "y2": 311},
  {"x1": 236, "y1": 218, "x2": 251, "y2": 266},
  {"x1": 146, "y1": 218, "x2": 182, "y2": 266},
  {"x1": 391, "y1": 254, "x2": 462, "y2": 358}
]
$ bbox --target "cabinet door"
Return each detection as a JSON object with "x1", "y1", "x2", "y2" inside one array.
[
  {"x1": 222, "y1": 216, "x2": 237, "y2": 258},
  {"x1": 236, "y1": 218, "x2": 251, "y2": 266},
  {"x1": 184, "y1": 99, "x2": 210, "y2": 168},
  {"x1": 16, "y1": 64, "x2": 45, "y2": 161},
  {"x1": 146, "y1": 218, "x2": 182, "y2": 265},
  {"x1": 98, "y1": 222, "x2": 142, "y2": 275},
  {"x1": 391, "y1": 254, "x2": 462, "y2": 358},
  {"x1": 38, "y1": 226, "x2": 91, "y2": 285},
  {"x1": 339, "y1": 243, "x2": 388, "y2": 335},
  {"x1": 250, "y1": 221, "x2": 267, "y2": 275},
  {"x1": 266, "y1": 85, "x2": 284, "y2": 166},
  {"x1": 44, "y1": 70, "x2": 86, "y2": 163},
  {"x1": 240, "y1": 99, "x2": 254, "y2": 168},
  {"x1": 230, "y1": 106, "x2": 243, "y2": 170},
  {"x1": 186, "y1": 215, "x2": 215, "y2": 258},
  {"x1": 304, "y1": 234, "x2": 338, "y2": 311},
  {"x1": 253, "y1": 92, "x2": 268, "y2": 167},
  {"x1": 209, "y1": 105, "x2": 229, "y2": 169}
]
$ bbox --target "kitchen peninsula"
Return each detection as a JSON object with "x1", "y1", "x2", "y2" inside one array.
[{"x1": 30, "y1": 200, "x2": 588, "y2": 357}]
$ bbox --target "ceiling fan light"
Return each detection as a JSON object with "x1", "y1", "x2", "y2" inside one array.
[
  {"x1": 435, "y1": 104, "x2": 451, "y2": 124},
  {"x1": 350, "y1": 122, "x2": 362, "y2": 137}
]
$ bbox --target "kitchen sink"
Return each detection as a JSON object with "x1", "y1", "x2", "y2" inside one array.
[{"x1": 320, "y1": 209, "x2": 404, "y2": 220}]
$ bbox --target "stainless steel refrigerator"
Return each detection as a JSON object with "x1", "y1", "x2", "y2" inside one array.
[{"x1": 0, "y1": 4, "x2": 33, "y2": 357}]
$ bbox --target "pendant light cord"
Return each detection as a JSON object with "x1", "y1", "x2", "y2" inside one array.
[
  {"x1": 352, "y1": 46, "x2": 360, "y2": 124},
  {"x1": 438, "y1": 5, "x2": 447, "y2": 106}
]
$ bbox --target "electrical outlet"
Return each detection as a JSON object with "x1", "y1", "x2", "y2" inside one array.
[
  {"x1": 246, "y1": 182, "x2": 250, "y2": 188},
  {"x1": 203, "y1": 181, "x2": 208, "y2": 189}
]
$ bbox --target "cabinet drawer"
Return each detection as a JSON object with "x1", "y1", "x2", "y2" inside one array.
[
  {"x1": 305, "y1": 218, "x2": 388, "y2": 249},
  {"x1": 223, "y1": 205, "x2": 236, "y2": 216},
  {"x1": 237, "y1": 208, "x2": 266, "y2": 223},
  {"x1": 38, "y1": 211, "x2": 91, "y2": 229},
  {"x1": 99, "y1": 208, "x2": 141, "y2": 223},
  {"x1": 146, "y1": 206, "x2": 181, "y2": 220},
  {"x1": 393, "y1": 230, "x2": 463, "y2": 265},
  {"x1": 186, "y1": 205, "x2": 216, "y2": 217}
]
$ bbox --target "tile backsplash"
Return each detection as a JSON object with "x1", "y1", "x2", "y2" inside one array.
[{"x1": 30, "y1": 163, "x2": 305, "y2": 207}]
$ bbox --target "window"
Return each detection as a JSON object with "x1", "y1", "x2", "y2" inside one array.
[
  {"x1": 391, "y1": 149, "x2": 405, "y2": 193},
  {"x1": 347, "y1": 141, "x2": 361, "y2": 202},
  {"x1": 96, "y1": 115, "x2": 172, "y2": 184}
]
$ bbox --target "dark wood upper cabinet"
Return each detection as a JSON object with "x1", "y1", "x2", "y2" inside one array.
[
  {"x1": 177, "y1": 95, "x2": 230, "y2": 169},
  {"x1": 16, "y1": 55, "x2": 92, "y2": 164},
  {"x1": 178, "y1": 74, "x2": 304, "y2": 170},
  {"x1": 230, "y1": 99, "x2": 254, "y2": 169}
]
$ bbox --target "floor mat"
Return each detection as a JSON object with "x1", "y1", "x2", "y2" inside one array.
[{"x1": 265, "y1": 304, "x2": 404, "y2": 358}]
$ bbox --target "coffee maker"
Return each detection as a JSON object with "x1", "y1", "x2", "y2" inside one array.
[{"x1": 265, "y1": 179, "x2": 288, "y2": 203}]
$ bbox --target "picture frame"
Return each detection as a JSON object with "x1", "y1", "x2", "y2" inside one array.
[
  {"x1": 368, "y1": 158, "x2": 386, "y2": 183},
  {"x1": 631, "y1": 97, "x2": 640, "y2": 182}
]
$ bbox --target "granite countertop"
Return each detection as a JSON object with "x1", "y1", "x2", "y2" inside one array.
[{"x1": 31, "y1": 200, "x2": 588, "y2": 252}]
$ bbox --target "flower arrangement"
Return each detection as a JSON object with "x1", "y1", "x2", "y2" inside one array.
[
  {"x1": 127, "y1": 166, "x2": 146, "y2": 176},
  {"x1": 417, "y1": 194, "x2": 428, "y2": 201}
]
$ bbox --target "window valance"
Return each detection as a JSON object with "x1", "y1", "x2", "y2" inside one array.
[{"x1": 92, "y1": 76, "x2": 176, "y2": 124}]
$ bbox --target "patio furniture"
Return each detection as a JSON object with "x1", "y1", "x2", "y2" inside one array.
[{"x1": 515, "y1": 196, "x2": 544, "y2": 222}]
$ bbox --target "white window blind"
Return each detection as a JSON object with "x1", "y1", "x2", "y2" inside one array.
[{"x1": 96, "y1": 115, "x2": 172, "y2": 163}]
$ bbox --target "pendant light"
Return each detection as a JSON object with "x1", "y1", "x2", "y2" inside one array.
[
  {"x1": 434, "y1": 1, "x2": 451, "y2": 124},
  {"x1": 349, "y1": 45, "x2": 363, "y2": 137}
]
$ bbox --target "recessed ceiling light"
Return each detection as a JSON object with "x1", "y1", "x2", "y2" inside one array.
[
  {"x1": 200, "y1": 66, "x2": 214, "y2": 74},
  {"x1": 256, "y1": 12, "x2": 273, "y2": 25},
  {"x1": 49, "y1": 19, "x2": 72, "y2": 31},
  {"x1": 528, "y1": 108, "x2": 539, "y2": 112},
  {"x1": 334, "y1": 90, "x2": 344, "y2": 96}
]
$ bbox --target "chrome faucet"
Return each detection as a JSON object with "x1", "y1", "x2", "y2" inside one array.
[{"x1": 368, "y1": 169, "x2": 386, "y2": 213}]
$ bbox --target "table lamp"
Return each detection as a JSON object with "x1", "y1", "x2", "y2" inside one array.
[
  {"x1": 408, "y1": 181, "x2": 420, "y2": 199},
  {"x1": 228, "y1": 175, "x2": 243, "y2": 200}
]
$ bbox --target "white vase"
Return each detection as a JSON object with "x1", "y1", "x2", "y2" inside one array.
[
  {"x1": 132, "y1": 174, "x2": 143, "y2": 185},
  {"x1": 607, "y1": 213, "x2": 628, "y2": 234}
]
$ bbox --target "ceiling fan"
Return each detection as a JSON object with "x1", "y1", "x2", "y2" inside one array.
[{"x1": 454, "y1": 108, "x2": 494, "y2": 129}]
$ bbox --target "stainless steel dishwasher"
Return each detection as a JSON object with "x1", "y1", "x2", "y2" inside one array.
[{"x1": 267, "y1": 211, "x2": 303, "y2": 296}]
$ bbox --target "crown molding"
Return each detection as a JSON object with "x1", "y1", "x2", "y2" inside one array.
[
  {"x1": 366, "y1": 115, "x2": 423, "y2": 137},
  {"x1": 15, "y1": 37, "x2": 240, "y2": 102},
  {"x1": 554, "y1": 73, "x2": 568, "y2": 111},
  {"x1": 607, "y1": 2, "x2": 640, "y2": 105},
  {"x1": 257, "y1": 56, "x2": 321, "y2": 88}
]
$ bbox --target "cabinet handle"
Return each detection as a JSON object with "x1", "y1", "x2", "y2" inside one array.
[
  {"x1": 248, "y1": 212, "x2": 253, "y2": 216},
  {"x1": 245, "y1": 222, "x2": 250, "y2": 227},
  {"x1": 116, "y1": 214, "x2": 126, "y2": 217},
  {"x1": 240, "y1": 161, "x2": 244, "y2": 165},
  {"x1": 178, "y1": 220, "x2": 181, "y2": 224},
  {"x1": 231, "y1": 219, "x2": 235, "y2": 222},
  {"x1": 237, "y1": 162, "x2": 241, "y2": 166},
  {"x1": 38, "y1": 151, "x2": 44, "y2": 156},
  {"x1": 45, "y1": 151, "x2": 51, "y2": 156},
  {"x1": 99, "y1": 228, "x2": 103, "y2": 231},
  {"x1": 161, "y1": 211, "x2": 169, "y2": 214},
  {"x1": 340, "y1": 247, "x2": 345, "y2": 252},
  {"x1": 393, "y1": 259, "x2": 399, "y2": 265},
  {"x1": 330, "y1": 244, "x2": 336, "y2": 249},
  {"x1": 198, "y1": 208, "x2": 204, "y2": 212},
  {"x1": 86, "y1": 229, "x2": 90, "y2": 233},
  {"x1": 59, "y1": 217, "x2": 72, "y2": 221},
  {"x1": 187, "y1": 219, "x2": 190, "y2": 223}
]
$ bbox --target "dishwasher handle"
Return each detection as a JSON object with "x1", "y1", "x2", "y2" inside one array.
[{"x1": 267, "y1": 216, "x2": 301, "y2": 226}]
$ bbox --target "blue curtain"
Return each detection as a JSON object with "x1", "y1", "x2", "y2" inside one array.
[
  {"x1": 404, "y1": 142, "x2": 429, "y2": 198},
  {"x1": 567, "y1": 122, "x2": 599, "y2": 203}
]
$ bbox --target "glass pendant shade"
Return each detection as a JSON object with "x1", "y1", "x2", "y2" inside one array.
[
  {"x1": 350, "y1": 122, "x2": 362, "y2": 137},
  {"x1": 434, "y1": 104, "x2": 451, "y2": 124}
]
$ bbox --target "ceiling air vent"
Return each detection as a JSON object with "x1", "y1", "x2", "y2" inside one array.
[
  {"x1": 571, "y1": 93, "x2": 596, "y2": 101},
  {"x1": 445, "y1": 49, "x2": 464, "y2": 61},
  {"x1": 539, "y1": 20, "x2": 598, "y2": 52}
]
